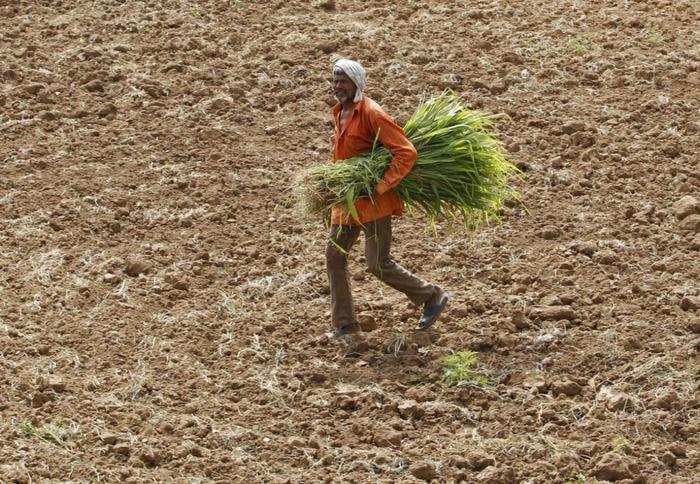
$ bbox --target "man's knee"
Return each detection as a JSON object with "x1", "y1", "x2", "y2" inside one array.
[
  {"x1": 326, "y1": 245, "x2": 347, "y2": 269},
  {"x1": 366, "y1": 258, "x2": 390, "y2": 278}
]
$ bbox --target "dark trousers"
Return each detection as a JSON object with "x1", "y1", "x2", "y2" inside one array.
[{"x1": 325, "y1": 216, "x2": 437, "y2": 331}]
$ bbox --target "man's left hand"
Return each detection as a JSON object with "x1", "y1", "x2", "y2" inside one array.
[{"x1": 375, "y1": 180, "x2": 390, "y2": 196}]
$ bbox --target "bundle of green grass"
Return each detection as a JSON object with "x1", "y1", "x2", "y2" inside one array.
[{"x1": 297, "y1": 91, "x2": 519, "y2": 228}]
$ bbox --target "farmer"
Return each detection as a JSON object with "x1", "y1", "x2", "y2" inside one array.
[{"x1": 326, "y1": 58, "x2": 449, "y2": 348}]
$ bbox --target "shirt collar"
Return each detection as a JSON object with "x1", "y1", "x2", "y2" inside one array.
[{"x1": 332, "y1": 98, "x2": 365, "y2": 115}]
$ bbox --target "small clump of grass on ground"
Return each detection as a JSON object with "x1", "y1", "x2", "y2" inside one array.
[
  {"x1": 441, "y1": 351, "x2": 490, "y2": 386},
  {"x1": 17, "y1": 420, "x2": 73, "y2": 447}
]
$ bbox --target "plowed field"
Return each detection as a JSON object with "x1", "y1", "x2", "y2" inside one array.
[{"x1": 1, "y1": 1, "x2": 698, "y2": 482}]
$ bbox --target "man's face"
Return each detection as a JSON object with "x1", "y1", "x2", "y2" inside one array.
[{"x1": 332, "y1": 70, "x2": 357, "y2": 104}]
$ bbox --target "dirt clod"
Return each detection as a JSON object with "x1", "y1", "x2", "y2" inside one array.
[
  {"x1": 467, "y1": 451, "x2": 497, "y2": 471},
  {"x1": 530, "y1": 306, "x2": 575, "y2": 321},
  {"x1": 593, "y1": 452, "x2": 633, "y2": 481},
  {"x1": 358, "y1": 313, "x2": 377, "y2": 332},
  {"x1": 373, "y1": 430, "x2": 402, "y2": 447},
  {"x1": 111, "y1": 443, "x2": 131, "y2": 456},
  {"x1": 103, "y1": 273, "x2": 122, "y2": 284},
  {"x1": 538, "y1": 225, "x2": 562, "y2": 240},
  {"x1": 45, "y1": 376, "x2": 66, "y2": 392},
  {"x1": 501, "y1": 51, "x2": 524, "y2": 65},
  {"x1": 551, "y1": 380, "x2": 583, "y2": 397},
  {"x1": 313, "y1": 0, "x2": 335, "y2": 10},
  {"x1": 660, "y1": 451, "x2": 676, "y2": 468},
  {"x1": 100, "y1": 433, "x2": 119, "y2": 445},
  {"x1": 139, "y1": 449, "x2": 161, "y2": 466},
  {"x1": 287, "y1": 437, "x2": 305, "y2": 448},
  {"x1": 598, "y1": 387, "x2": 633, "y2": 411},
  {"x1": 97, "y1": 103, "x2": 117, "y2": 118},
  {"x1": 410, "y1": 462, "x2": 437, "y2": 481},
  {"x1": 124, "y1": 258, "x2": 151, "y2": 277},
  {"x1": 36, "y1": 344, "x2": 50, "y2": 355},
  {"x1": 561, "y1": 121, "x2": 587, "y2": 134},
  {"x1": 569, "y1": 240, "x2": 597, "y2": 256},
  {"x1": 83, "y1": 79, "x2": 104, "y2": 92},
  {"x1": 593, "y1": 249, "x2": 618, "y2": 265},
  {"x1": 668, "y1": 444, "x2": 687, "y2": 458},
  {"x1": 180, "y1": 441, "x2": 203, "y2": 457},
  {"x1": 476, "y1": 465, "x2": 516, "y2": 483},
  {"x1": 397, "y1": 399, "x2": 424, "y2": 419},
  {"x1": 679, "y1": 214, "x2": 700, "y2": 232},
  {"x1": 680, "y1": 296, "x2": 699, "y2": 311},
  {"x1": 23, "y1": 83, "x2": 44, "y2": 95},
  {"x1": 673, "y1": 195, "x2": 699, "y2": 219},
  {"x1": 405, "y1": 386, "x2": 434, "y2": 403},
  {"x1": 511, "y1": 310, "x2": 530, "y2": 330}
]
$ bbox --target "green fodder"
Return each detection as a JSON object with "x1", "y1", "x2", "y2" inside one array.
[{"x1": 296, "y1": 91, "x2": 520, "y2": 228}]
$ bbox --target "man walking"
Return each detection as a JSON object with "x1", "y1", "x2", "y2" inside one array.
[{"x1": 326, "y1": 58, "x2": 449, "y2": 349}]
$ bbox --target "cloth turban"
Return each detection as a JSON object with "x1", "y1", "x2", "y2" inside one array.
[{"x1": 333, "y1": 59, "x2": 366, "y2": 103}]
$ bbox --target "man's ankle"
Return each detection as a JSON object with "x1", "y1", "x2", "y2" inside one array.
[
  {"x1": 333, "y1": 325, "x2": 360, "y2": 337},
  {"x1": 427, "y1": 286, "x2": 444, "y2": 305}
]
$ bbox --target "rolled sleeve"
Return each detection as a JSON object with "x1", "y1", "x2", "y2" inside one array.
[{"x1": 368, "y1": 109, "x2": 417, "y2": 195}]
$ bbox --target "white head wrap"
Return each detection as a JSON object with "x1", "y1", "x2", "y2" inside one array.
[{"x1": 333, "y1": 58, "x2": 366, "y2": 103}]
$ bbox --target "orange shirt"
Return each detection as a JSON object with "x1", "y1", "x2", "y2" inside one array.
[{"x1": 331, "y1": 97, "x2": 418, "y2": 226}]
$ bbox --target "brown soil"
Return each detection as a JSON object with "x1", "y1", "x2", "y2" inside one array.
[{"x1": 1, "y1": 1, "x2": 698, "y2": 482}]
